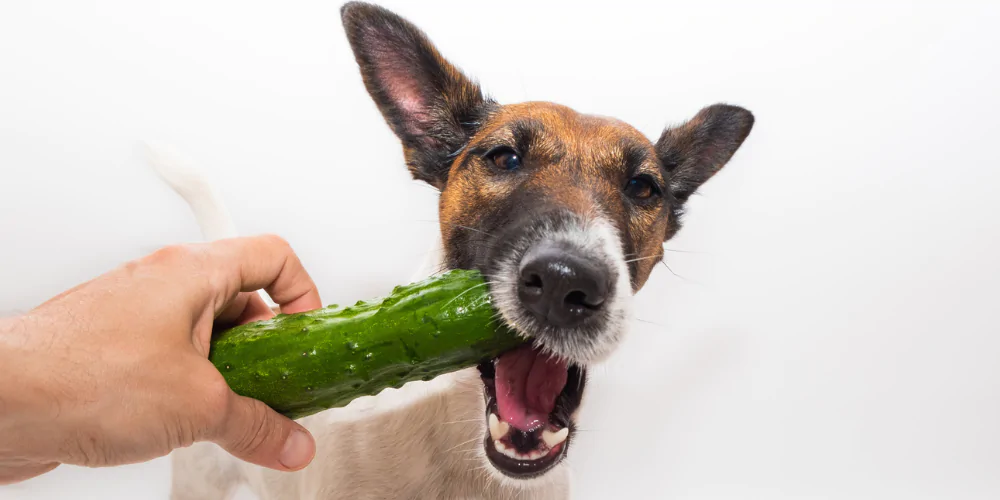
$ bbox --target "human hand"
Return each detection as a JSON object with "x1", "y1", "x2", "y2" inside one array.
[{"x1": 0, "y1": 235, "x2": 321, "y2": 484}]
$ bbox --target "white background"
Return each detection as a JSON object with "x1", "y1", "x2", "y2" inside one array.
[{"x1": 2, "y1": 1, "x2": 999, "y2": 499}]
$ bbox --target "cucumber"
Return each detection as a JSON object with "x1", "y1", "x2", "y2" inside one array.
[{"x1": 209, "y1": 269, "x2": 523, "y2": 420}]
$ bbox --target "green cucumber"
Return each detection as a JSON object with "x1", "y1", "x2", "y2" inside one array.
[{"x1": 209, "y1": 269, "x2": 523, "y2": 420}]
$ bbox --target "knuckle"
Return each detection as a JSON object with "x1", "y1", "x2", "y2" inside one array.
[
  {"x1": 144, "y1": 244, "x2": 212, "y2": 276},
  {"x1": 147, "y1": 244, "x2": 193, "y2": 264},
  {"x1": 261, "y1": 233, "x2": 292, "y2": 251},
  {"x1": 154, "y1": 243, "x2": 217, "y2": 287},
  {"x1": 229, "y1": 400, "x2": 274, "y2": 454}
]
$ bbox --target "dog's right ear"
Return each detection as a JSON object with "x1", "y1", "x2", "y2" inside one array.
[{"x1": 341, "y1": 2, "x2": 493, "y2": 189}]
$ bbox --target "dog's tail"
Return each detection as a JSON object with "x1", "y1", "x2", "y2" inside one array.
[
  {"x1": 142, "y1": 142, "x2": 277, "y2": 308},
  {"x1": 142, "y1": 141, "x2": 238, "y2": 242}
]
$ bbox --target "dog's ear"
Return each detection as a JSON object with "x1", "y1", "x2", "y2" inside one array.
[
  {"x1": 341, "y1": 2, "x2": 493, "y2": 189},
  {"x1": 656, "y1": 104, "x2": 754, "y2": 239},
  {"x1": 656, "y1": 104, "x2": 754, "y2": 204}
]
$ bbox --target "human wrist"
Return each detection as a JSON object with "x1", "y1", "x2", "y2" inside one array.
[
  {"x1": 0, "y1": 316, "x2": 23, "y2": 430},
  {"x1": 0, "y1": 316, "x2": 29, "y2": 415},
  {"x1": 0, "y1": 315, "x2": 53, "y2": 424}
]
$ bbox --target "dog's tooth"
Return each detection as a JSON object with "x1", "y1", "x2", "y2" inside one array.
[
  {"x1": 488, "y1": 413, "x2": 500, "y2": 439},
  {"x1": 488, "y1": 413, "x2": 509, "y2": 441},
  {"x1": 542, "y1": 428, "x2": 569, "y2": 448},
  {"x1": 494, "y1": 440, "x2": 507, "y2": 452},
  {"x1": 500, "y1": 445, "x2": 518, "y2": 459}
]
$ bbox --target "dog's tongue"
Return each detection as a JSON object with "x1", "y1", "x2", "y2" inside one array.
[{"x1": 494, "y1": 345, "x2": 569, "y2": 431}]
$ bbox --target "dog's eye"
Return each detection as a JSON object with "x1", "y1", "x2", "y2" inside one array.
[
  {"x1": 624, "y1": 175, "x2": 661, "y2": 201},
  {"x1": 485, "y1": 147, "x2": 522, "y2": 171}
]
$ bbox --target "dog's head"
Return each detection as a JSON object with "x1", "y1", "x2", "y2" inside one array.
[{"x1": 341, "y1": 1, "x2": 753, "y2": 481}]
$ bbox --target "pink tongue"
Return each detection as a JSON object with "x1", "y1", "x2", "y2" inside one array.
[{"x1": 494, "y1": 345, "x2": 569, "y2": 431}]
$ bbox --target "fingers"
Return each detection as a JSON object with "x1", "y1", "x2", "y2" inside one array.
[
  {"x1": 186, "y1": 235, "x2": 319, "y2": 471},
  {"x1": 215, "y1": 291, "x2": 253, "y2": 325},
  {"x1": 217, "y1": 292, "x2": 276, "y2": 326},
  {"x1": 236, "y1": 293, "x2": 279, "y2": 324},
  {"x1": 212, "y1": 392, "x2": 316, "y2": 472},
  {"x1": 211, "y1": 235, "x2": 322, "y2": 315}
]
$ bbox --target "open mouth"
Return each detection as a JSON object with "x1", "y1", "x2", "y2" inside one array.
[{"x1": 477, "y1": 344, "x2": 586, "y2": 478}]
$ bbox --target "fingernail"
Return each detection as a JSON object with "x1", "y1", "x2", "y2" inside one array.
[{"x1": 278, "y1": 430, "x2": 314, "y2": 470}]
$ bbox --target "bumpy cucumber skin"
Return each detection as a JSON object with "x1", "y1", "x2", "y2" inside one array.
[{"x1": 209, "y1": 270, "x2": 523, "y2": 420}]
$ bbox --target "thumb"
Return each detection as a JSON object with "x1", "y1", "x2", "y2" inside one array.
[{"x1": 212, "y1": 392, "x2": 316, "y2": 471}]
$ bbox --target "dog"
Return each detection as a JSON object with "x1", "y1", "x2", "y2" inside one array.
[{"x1": 164, "y1": 2, "x2": 754, "y2": 498}]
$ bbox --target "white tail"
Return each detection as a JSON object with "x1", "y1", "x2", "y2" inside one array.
[
  {"x1": 143, "y1": 142, "x2": 239, "y2": 241},
  {"x1": 143, "y1": 141, "x2": 277, "y2": 307}
]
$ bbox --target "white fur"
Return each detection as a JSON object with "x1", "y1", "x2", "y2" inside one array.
[
  {"x1": 144, "y1": 142, "x2": 238, "y2": 242},
  {"x1": 490, "y1": 215, "x2": 633, "y2": 365},
  {"x1": 147, "y1": 144, "x2": 572, "y2": 499}
]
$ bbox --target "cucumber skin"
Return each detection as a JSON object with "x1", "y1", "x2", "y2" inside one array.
[{"x1": 209, "y1": 270, "x2": 523, "y2": 420}]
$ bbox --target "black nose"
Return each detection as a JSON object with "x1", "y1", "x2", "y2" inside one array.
[{"x1": 517, "y1": 242, "x2": 610, "y2": 327}]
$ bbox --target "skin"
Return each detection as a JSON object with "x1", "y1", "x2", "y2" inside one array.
[{"x1": 0, "y1": 235, "x2": 321, "y2": 485}]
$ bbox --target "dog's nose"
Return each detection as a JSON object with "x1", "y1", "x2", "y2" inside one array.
[{"x1": 517, "y1": 242, "x2": 609, "y2": 327}]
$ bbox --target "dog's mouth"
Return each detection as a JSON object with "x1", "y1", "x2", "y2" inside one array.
[
  {"x1": 456, "y1": 213, "x2": 627, "y2": 478},
  {"x1": 477, "y1": 344, "x2": 585, "y2": 479}
]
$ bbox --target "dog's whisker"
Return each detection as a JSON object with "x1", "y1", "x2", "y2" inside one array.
[
  {"x1": 663, "y1": 247, "x2": 709, "y2": 255},
  {"x1": 631, "y1": 317, "x2": 670, "y2": 329},
  {"x1": 440, "y1": 282, "x2": 490, "y2": 309},
  {"x1": 410, "y1": 219, "x2": 496, "y2": 238},
  {"x1": 444, "y1": 436, "x2": 484, "y2": 453},
  {"x1": 661, "y1": 260, "x2": 699, "y2": 283},
  {"x1": 411, "y1": 180, "x2": 440, "y2": 194},
  {"x1": 438, "y1": 418, "x2": 484, "y2": 425},
  {"x1": 623, "y1": 254, "x2": 663, "y2": 264}
]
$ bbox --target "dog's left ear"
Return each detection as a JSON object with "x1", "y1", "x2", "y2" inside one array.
[
  {"x1": 341, "y1": 2, "x2": 493, "y2": 189},
  {"x1": 656, "y1": 104, "x2": 754, "y2": 208}
]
